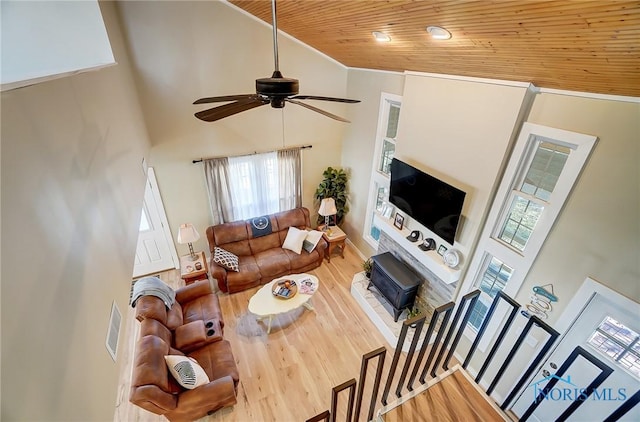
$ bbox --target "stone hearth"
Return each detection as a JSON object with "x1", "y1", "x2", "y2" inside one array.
[{"x1": 351, "y1": 272, "x2": 435, "y2": 352}]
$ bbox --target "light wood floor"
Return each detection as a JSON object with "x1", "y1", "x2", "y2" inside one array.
[{"x1": 113, "y1": 246, "x2": 394, "y2": 421}]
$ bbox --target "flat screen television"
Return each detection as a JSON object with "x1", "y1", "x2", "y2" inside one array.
[{"x1": 389, "y1": 158, "x2": 466, "y2": 245}]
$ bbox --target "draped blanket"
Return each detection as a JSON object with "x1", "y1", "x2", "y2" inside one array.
[
  {"x1": 249, "y1": 215, "x2": 273, "y2": 238},
  {"x1": 131, "y1": 276, "x2": 176, "y2": 309}
]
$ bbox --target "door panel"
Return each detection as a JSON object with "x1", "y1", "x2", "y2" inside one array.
[
  {"x1": 512, "y1": 292, "x2": 640, "y2": 421},
  {"x1": 132, "y1": 169, "x2": 177, "y2": 277}
]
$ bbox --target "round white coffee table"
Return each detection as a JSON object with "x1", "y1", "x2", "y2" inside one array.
[{"x1": 248, "y1": 273, "x2": 319, "y2": 334}]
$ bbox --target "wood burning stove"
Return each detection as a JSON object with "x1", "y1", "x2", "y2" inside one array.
[{"x1": 368, "y1": 252, "x2": 421, "y2": 322}]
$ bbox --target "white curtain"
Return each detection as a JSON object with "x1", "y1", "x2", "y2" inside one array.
[
  {"x1": 203, "y1": 148, "x2": 302, "y2": 223},
  {"x1": 278, "y1": 148, "x2": 302, "y2": 211},
  {"x1": 203, "y1": 158, "x2": 234, "y2": 225},
  {"x1": 228, "y1": 151, "x2": 279, "y2": 220}
]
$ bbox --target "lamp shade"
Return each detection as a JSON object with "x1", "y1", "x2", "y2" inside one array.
[
  {"x1": 318, "y1": 198, "x2": 337, "y2": 216},
  {"x1": 177, "y1": 223, "x2": 200, "y2": 244}
]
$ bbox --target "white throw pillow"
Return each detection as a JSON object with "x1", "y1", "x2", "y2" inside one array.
[
  {"x1": 164, "y1": 355, "x2": 210, "y2": 390},
  {"x1": 282, "y1": 226, "x2": 307, "y2": 254}
]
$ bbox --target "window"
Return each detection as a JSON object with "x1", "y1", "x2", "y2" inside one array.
[
  {"x1": 461, "y1": 123, "x2": 597, "y2": 340},
  {"x1": 363, "y1": 93, "x2": 402, "y2": 248},
  {"x1": 203, "y1": 148, "x2": 302, "y2": 224},
  {"x1": 228, "y1": 152, "x2": 279, "y2": 220},
  {"x1": 587, "y1": 316, "x2": 640, "y2": 379},
  {"x1": 228, "y1": 152, "x2": 279, "y2": 219}
]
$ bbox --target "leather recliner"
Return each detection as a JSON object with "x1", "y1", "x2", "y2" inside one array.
[
  {"x1": 130, "y1": 280, "x2": 239, "y2": 420},
  {"x1": 206, "y1": 207, "x2": 328, "y2": 293}
]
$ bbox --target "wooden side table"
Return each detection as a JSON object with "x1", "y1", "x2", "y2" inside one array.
[
  {"x1": 180, "y1": 251, "x2": 208, "y2": 285},
  {"x1": 318, "y1": 225, "x2": 347, "y2": 262}
]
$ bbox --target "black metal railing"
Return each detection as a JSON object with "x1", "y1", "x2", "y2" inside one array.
[{"x1": 306, "y1": 289, "x2": 639, "y2": 421}]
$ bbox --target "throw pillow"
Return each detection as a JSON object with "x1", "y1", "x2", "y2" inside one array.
[
  {"x1": 164, "y1": 355, "x2": 210, "y2": 390},
  {"x1": 282, "y1": 226, "x2": 307, "y2": 255},
  {"x1": 213, "y1": 247, "x2": 239, "y2": 272},
  {"x1": 303, "y1": 230, "x2": 324, "y2": 253}
]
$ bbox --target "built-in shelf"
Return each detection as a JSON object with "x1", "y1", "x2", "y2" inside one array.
[{"x1": 373, "y1": 213, "x2": 461, "y2": 284}]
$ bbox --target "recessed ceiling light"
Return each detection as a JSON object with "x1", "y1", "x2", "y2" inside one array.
[
  {"x1": 426, "y1": 26, "x2": 451, "y2": 40},
  {"x1": 372, "y1": 31, "x2": 391, "y2": 42}
]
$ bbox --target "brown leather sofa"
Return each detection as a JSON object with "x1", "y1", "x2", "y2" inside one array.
[
  {"x1": 206, "y1": 207, "x2": 328, "y2": 293},
  {"x1": 130, "y1": 280, "x2": 239, "y2": 421}
]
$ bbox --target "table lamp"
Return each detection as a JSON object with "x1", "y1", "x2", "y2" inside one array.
[
  {"x1": 318, "y1": 198, "x2": 337, "y2": 231},
  {"x1": 177, "y1": 223, "x2": 200, "y2": 261}
]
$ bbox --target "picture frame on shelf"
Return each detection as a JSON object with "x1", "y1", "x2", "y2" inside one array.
[
  {"x1": 437, "y1": 244, "x2": 448, "y2": 256},
  {"x1": 394, "y1": 212, "x2": 404, "y2": 230}
]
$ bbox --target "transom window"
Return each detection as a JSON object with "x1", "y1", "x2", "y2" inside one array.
[
  {"x1": 587, "y1": 316, "x2": 640, "y2": 379},
  {"x1": 521, "y1": 142, "x2": 570, "y2": 201}
]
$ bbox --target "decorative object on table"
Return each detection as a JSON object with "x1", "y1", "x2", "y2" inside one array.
[
  {"x1": 249, "y1": 215, "x2": 273, "y2": 237},
  {"x1": 418, "y1": 237, "x2": 436, "y2": 251},
  {"x1": 442, "y1": 248, "x2": 461, "y2": 268},
  {"x1": 318, "y1": 198, "x2": 338, "y2": 230},
  {"x1": 272, "y1": 279, "x2": 298, "y2": 299},
  {"x1": 315, "y1": 166, "x2": 349, "y2": 225},
  {"x1": 393, "y1": 212, "x2": 404, "y2": 230},
  {"x1": 177, "y1": 223, "x2": 200, "y2": 261},
  {"x1": 406, "y1": 230, "x2": 422, "y2": 243},
  {"x1": 437, "y1": 244, "x2": 448, "y2": 256},
  {"x1": 362, "y1": 258, "x2": 373, "y2": 279},
  {"x1": 521, "y1": 284, "x2": 557, "y2": 319},
  {"x1": 180, "y1": 251, "x2": 209, "y2": 285}
]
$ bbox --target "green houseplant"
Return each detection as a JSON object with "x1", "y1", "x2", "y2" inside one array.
[
  {"x1": 406, "y1": 306, "x2": 422, "y2": 328},
  {"x1": 362, "y1": 258, "x2": 373, "y2": 279},
  {"x1": 315, "y1": 166, "x2": 349, "y2": 226}
]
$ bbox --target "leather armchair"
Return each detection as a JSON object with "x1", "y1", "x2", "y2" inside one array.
[
  {"x1": 129, "y1": 335, "x2": 238, "y2": 422},
  {"x1": 135, "y1": 280, "x2": 224, "y2": 331}
]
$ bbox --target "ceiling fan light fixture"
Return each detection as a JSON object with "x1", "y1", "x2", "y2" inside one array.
[
  {"x1": 426, "y1": 26, "x2": 451, "y2": 40},
  {"x1": 372, "y1": 31, "x2": 391, "y2": 42}
]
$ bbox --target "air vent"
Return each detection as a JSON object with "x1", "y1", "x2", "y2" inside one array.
[{"x1": 106, "y1": 301, "x2": 122, "y2": 361}]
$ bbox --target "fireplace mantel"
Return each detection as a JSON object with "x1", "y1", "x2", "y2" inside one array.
[{"x1": 373, "y1": 213, "x2": 461, "y2": 284}]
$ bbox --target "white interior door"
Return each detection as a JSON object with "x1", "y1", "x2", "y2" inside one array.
[
  {"x1": 132, "y1": 168, "x2": 178, "y2": 278},
  {"x1": 512, "y1": 282, "x2": 640, "y2": 421}
]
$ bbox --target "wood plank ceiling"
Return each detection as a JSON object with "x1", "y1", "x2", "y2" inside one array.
[{"x1": 229, "y1": 0, "x2": 640, "y2": 97}]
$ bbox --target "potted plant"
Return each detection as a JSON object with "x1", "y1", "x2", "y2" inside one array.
[
  {"x1": 362, "y1": 258, "x2": 373, "y2": 279},
  {"x1": 315, "y1": 167, "x2": 349, "y2": 226},
  {"x1": 406, "y1": 306, "x2": 422, "y2": 328}
]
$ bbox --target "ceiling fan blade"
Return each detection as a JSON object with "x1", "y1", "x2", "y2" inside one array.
[
  {"x1": 195, "y1": 98, "x2": 269, "y2": 122},
  {"x1": 286, "y1": 99, "x2": 350, "y2": 123},
  {"x1": 193, "y1": 94, "x2": 257, "y2": 104},
  {"x1": 291, "y1": 95, "x2": 360, "y2": 104}
]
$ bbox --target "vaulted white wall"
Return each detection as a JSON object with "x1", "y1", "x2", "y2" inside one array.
[
  {"x1": 116, "y1": 1, "x2": 350, "y2": 254},
  {"x1": 1, "y1": 2, "x2": 150, "y2": 420}
]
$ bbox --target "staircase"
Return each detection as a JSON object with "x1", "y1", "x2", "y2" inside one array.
[{"x1": 306, "y1": 289, "x2": 639, "y2": 421}]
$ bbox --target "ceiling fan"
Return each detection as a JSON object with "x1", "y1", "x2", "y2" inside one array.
[{"x1": 193, "y1": 0, "x2": 360, "y2": 123}]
